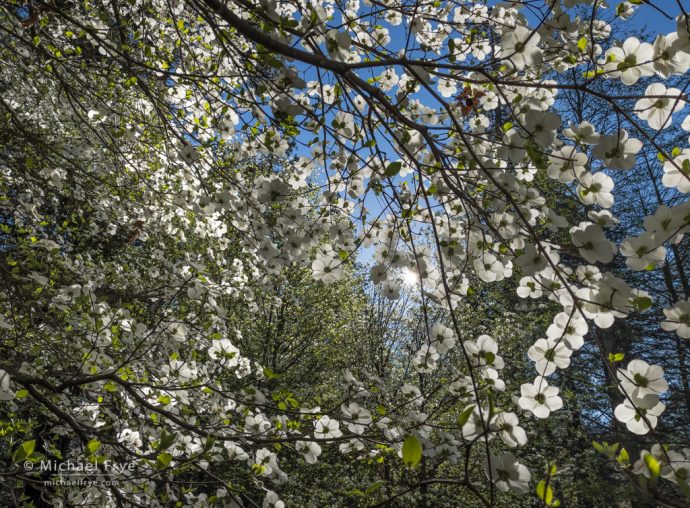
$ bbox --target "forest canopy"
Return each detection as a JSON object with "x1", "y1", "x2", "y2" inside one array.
[{"x1": 1, "y1": 0, "x2": 690, "y2": 506}]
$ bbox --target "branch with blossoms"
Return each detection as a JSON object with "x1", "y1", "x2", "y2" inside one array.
[{"x1": 2, "y1": 0, "x2": 690, "y2": 505}]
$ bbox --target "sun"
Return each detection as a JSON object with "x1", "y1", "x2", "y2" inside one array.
[{"x1": 402, "y1": 268, "x2": 419, "y2": 286}]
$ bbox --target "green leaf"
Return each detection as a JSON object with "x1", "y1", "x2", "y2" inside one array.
[
  {"x1": 592, "y1": 441, "x2": 618, "y2": 458},
  {"x1": 158, "y1": 430, "x2": 177, "y2": 451},
  {"x1": 364, "y1": 480, "x2": 385, "y2": 495},
  {"x1": 263, "y1": 367, "x2": 279, "y2": 380},
  {"x1": 156, "y1": 452, "x2": 173, "y2": 469},
  {"x1": 633, "y1": 296, "x2": 653, "y2": 311},
  {"x1": 12, "y1": 440, "x2": 36, "y2": 463},
  {"x1": 672, "y1": 147, "x2": 682, "y2": 157},
  {"x1": 577, "y1": 36, "x2": 587, "y2": 52},
  {"x1": 86, "y1": 438, "x2": 101, "y2": 456},
  {"x1": 608, "y1": 353, "x2": 625, "y2": 363},
  {"x1": 457, "y1": 405, "x2": 475, "y2": 427},
  {"x1": 103, "y1": 381, "x2": 117, "y2": 392},
  {"x1": 536, "y1": 480, "x2": 554, "y2": 505},
  {"x1": 644, "y1": 454, "x2": 660, "y2": 478},
  {"x1": 384, "y1": 161, "x2": 402, "y2": 177},
  {"x1": 617, "y1": 448, "x2": 630, "y2": 466},
  {"x1": 401, "y1": 435, "x2": 422, "y2": 468}
]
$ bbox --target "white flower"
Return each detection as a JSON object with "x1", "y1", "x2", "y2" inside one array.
[
  {"x1": 518, "y1": 377, "x2": 563, "y2": 418},
  {"x1": 312, "y1": 252, "x2": 343, "y2": 284},
  {"x1": 515, "y1": 243, "x2": 549, "y2": 276},
  {"x1": 499, "y1": 25, "x2": 542, "y2": 70},
  {"x1": 662, "y1": 149, "x2": 690, "y2": 193},
  {"x1": 117, "y1": 428, "x2": 142, "y2": 450},
  {"x1": 563, "y1": 121, "x2": 600, "y2": 145},
  {"x1": 588, "y1": 209, "x2": 619, "y2": 228},
  {"x1": 462, "y1": 405, "x2": 491, "y2": 441},
  {"x1": 517, "y1": 276, "x2": 543, "y2": 299},
  {"x1": 481, "y1": 368, "x2": 505, "y2": 391},
  {"x1": 653, "y1": 33, "x2": 690, "y2": 78},
  {"x1": 523, "y1": 110, "x2": 561, "y2": 147},
  {"x1": 633, "y1": 445, "x2": 690, "y2": 483},
  {"x1": 341, "y1": 402, "x2": 372, "y2": 434},
  {"x1": 643, "y1": 204, "x2": 682, "y2": 236},
  {"x1": 662, "y1": 298, "x2": 690, "y2": 338},
  {"x1": 413, "y1": 344, "x2": 439, "y2": 373},
  {"x1": 634, "y1": 83, "x2": 685, "y2": 130},
  {"x1": 614, "y1": 398, "x2": 665, "y2": 435},
  {"x1": 258, "y1": 129, "x2": 289, "y2": 156},
  {"x1": 381, "y1": 279, "x2": 401, "y2": 300},
  {"x1": 438, "y1": 78, "x2": 457, "y2": 98},
  {"x1": 263, "y1": 491, "x2": 284, "y2": 508},
  {"x1": 449, "y1": 375, "x2": 474, "y2": 398},
  {"x1": 619, "y1": 232, "x2": 666, "y2": 271},
  {"x1": 314, "y1": 416, "x2": 343, "y2": 439},
  {"x1": 0, "y1": 370, "x2": 14, "y2": 401},
  {"x1": 486, "y1": 452, "x2": 531, "y2": 494},
  {"x1": 464, "y1": 334, "x2": 505, "y2": 370},
  {"x1": 547, "y1": 146, "x2": 588, "y2": 183},
  {"x1": 527, "y1": 338, "x2": 573, "y2": 376},
  {"x1": 224, "y1": 442, "x2": 249, "y2": 461},
  {"x1": 429, "y1": 324, "x2": 456, "y2": 353},
  {"x1": 207, "y1": 339, "x2": 240, "y2": 368},
  {"x1": 473, "y1": 253, "x2": 512, "y2": 282},
  {"x1": 603, "y1": 37, "x2": 654, "y2": 85},
  {"x1": 546, "y1": 312, "x2": 587, "y2": 350},
  {"x1": 498, "y1": 128, "x2": 526, "y2": 163},
  {"x1": 295, "y1": 441, "x2": 322, "y2": 464},
  {"x1": 491, "y1": 412, "x2": 527, "y2": 448},
  {"x1": 245, "y1": 414, "x2": 271, "y2": 434},
  {"x1": 331, "y1": 111, "x2": 356, "y2": 139},
  {"x1": 401, "y1": 383, "x2": 424, "y2": 405},
  {"x1": 576, "y1": 274, "x2": 631, "y2": 328},
  {"x1": 577, "y1": 172, "x2": 614, "y2": 208},
  {"x1": 592, "y1": 129, "x2": 642, "y2": 170},
  {"x1": 370, "y1": 263, "x2": 387, "y2": 284},
  {"x1": 617, "y1": 359, "x2": 669, "y2": 402},
  {"x1": 570, "y1": 223, "x2": 616, "y2": 264}
]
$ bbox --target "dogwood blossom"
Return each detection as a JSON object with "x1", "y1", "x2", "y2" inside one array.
[
  {"x1": 499, "y1": 25, "x2": 542, "y2": 70},
  {"x1": 662, "y1": 149, "x2": 690, "y2": 193},
  {"x1": 486, "y1": 452, "x2": 531, "y2": 494},
  {"x1": 527, "y1": 338, "x2": 573, "y2": 376},
  {"x1": 662, "y1": 298, "x2": 690, "y2": 338},
  {"x1": 592, "y1": 129, "x2": 642, "y2": 170},
  {"x1": 614, "y1": 398, "x2": 665, "y2": 435},
  {"x1": 603, "y1": 37, "x2": 654, "y2": 85},
  {"x1": 518, "y1": 377, "x2": 564, "y2": 418},
  {"x1": 636, "y1": 84, "x2": 686, "y2": 130}
]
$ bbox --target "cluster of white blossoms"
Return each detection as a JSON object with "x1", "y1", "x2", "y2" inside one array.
[
  {"x1": 5, "y1": 0, "x2": 690, "y2": 503},
  {"x1": 614, "y1": 360, "x2": 668, "y2": 435}
]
